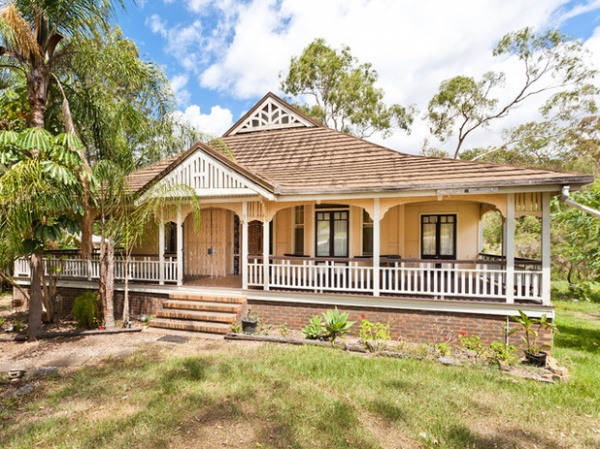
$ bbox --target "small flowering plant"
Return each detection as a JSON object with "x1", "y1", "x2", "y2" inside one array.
[
  {"x1": 458, "y1": 332, "x2": 485, "y2": 354},
  {"x1": 358, "y1": 315, "x2": 391, "y2": 352}
]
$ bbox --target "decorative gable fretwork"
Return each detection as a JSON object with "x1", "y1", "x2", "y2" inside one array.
[
  {"x1": 228, "y1": 96, "x2": 316, "y2": 135},
  {"x1": 147, "y1": 150, "x2": 270, "y2": 199}
]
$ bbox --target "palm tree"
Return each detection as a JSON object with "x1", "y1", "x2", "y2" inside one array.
[{"x1": 0, "y1": 0, "x2": 121, "y2": 259}]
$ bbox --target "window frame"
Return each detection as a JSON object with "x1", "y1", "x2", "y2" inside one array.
[
  {"x1": 420, "y1": 214, "x2": 457, "y2": 260},
  {"x1": 314, "y1": 206, "x2": 349, "y2": 258}
]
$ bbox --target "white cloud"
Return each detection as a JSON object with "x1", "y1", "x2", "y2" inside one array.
[
  {"x1": 173, "y1": 104, "x2": 234, "y2": 137},
  {"x1": 149, "y1": 0, "x2": 600, "y2": 154},
  {"x1": 145, "y1": 14, "x2": 168, "y2": 38},
  {"x1": 170, "y1": 74, "x2": 191, "y2": 106}
]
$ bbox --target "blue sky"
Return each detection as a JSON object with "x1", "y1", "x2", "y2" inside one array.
[{"x1": 115, "y1": 0, "x2": 600, "y2": 154}]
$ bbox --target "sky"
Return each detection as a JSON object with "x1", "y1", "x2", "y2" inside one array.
[{"x1": 115, "y1": 0, "x2": 600, "y2": 155}]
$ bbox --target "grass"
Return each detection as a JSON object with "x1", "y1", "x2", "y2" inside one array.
[{"x1": 1, "y1": 301, "x2": 600, "y2": 449}]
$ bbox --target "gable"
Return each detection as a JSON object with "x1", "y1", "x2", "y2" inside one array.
[
  {"x1": 225, "y1": 93, "x2": 319, "y2": 136},
  {"x1": 141, "y1": 147, "x2": 275, "y2": 200}
]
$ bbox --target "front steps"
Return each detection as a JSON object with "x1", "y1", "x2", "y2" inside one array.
[{"x1": 149, "y1": 293, "x2": 245, "y2": 334}]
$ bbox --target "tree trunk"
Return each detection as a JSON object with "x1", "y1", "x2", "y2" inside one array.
[
  {"x1": 27, "y1": 66, "x2": 50, "y2": 131},
  {"x1": 122, "y1": 253, "x2": 130, "y2": 323},
  {"x1": 27, "y1": 253, "x2": 44, "y2": 340},
  {"x1": 80, "y1": 203, "x2": 95, "y2": 260},
  {"x1": 98, "y1": 219, "x2": 116, "y2": 328}
]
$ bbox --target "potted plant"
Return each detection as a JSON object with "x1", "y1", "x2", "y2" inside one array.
[
  {"x1": 510, "y1": 310, "x2": 558, "y2": 367},
  {"x1": 241, "y1": 308, "x2": 259, "y2": 334}
]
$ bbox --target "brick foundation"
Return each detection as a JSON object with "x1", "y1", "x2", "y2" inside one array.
[
  {"x1": 14, "y1": 285, "x2": 553, "y2": 349},
  {"x1": 248, "y1": 300, "x2": 553, "y2": 349},
  {"x1": 14, "y1": 286, "x2": 166, "y2": 321}
]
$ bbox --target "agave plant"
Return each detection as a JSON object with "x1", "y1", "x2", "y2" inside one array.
[{"x1": 322, "y1": 307, "x2": 355, "y2": 345}]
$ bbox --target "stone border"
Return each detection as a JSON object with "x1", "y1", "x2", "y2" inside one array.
[{"x1": 0, "y1": 327, "x2": 142, "y2": 342}]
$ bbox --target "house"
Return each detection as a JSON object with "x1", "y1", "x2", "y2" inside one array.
[{"x1": 15, "y1": 93, "x2": 594, "y2": 345}]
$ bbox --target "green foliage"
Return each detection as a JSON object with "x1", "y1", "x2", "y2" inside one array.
[
  {"x1": 279, "y1": 324, "x2": 290, "y2": 337},
  {"x1": 488, "y1": 341, "x2": 519, "y2": 366},
  {"x1": 358, "y1": 318, "x2": 391, "y2": 352},
  {"x1": 302, "y1": 315, "x2": 326, "y2": 340},
  {"x1": 322, "y1": 307, "x2": 355, "y2": 345},
  {"x1": 458, "y1": 334, "x2": 485, "y2": 354},
  {"x1": 72, "y1": 291, "x2": 100, "y2": 329},
  {"x1": 0, "y1": 129, "x2": 84, "y2": 256},
  {"x1": 436, "y1": 342, "x2": 451, "y2": 357},
  {"x1": 510, "y1": 310, "x2": 559, "y2": 353},
  {"x1": 571, "y1": 281, "x2": 600, "y2": 303},
  {"x1": 230, "y1": 322, "x2": 242, "y2": 334},
  {"x1": 552, "y1": 181, "x2": 600, "y2": 283},
  {"x1": 281, "y1": 38, "x2": 413, "y2": 138}
]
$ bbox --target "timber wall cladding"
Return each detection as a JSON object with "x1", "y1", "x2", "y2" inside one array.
[
  {"x1": 184, "y1": 208, "x2": 235, "y2": 278},
  {"x1": 247, "y1": 300, "x2": 553, "y2": 348}
]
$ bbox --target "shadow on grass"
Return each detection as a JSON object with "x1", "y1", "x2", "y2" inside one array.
[
  {"x1": 442, "y1": 423, "x2": 572, "y2": 449},
  {"x1": 554, "y1": 324, "x2": 600, "y2": 354}
]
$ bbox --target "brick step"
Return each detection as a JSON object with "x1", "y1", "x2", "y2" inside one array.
[
  {"x1": 149, "y1": 318, "x2": 231, "y2": 334},
  {"x1": 163, "y1": 300, "x2": 241, "y2": 313},
  {"x1": 156, "y1": 309, "x2": 237, "y2": 324},
  {"x1": 168, "y1": 293, "x2": 245, "y2": 304}
]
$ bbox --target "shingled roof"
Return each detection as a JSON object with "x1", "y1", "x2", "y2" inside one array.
[{"x1": 127, "y1": 93, "x2": 594, "y2": 197}]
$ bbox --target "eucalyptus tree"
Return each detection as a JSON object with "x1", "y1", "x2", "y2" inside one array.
[
  {"x1": 281, "y1": 38, "x2": 414, "y2": 138},
  {"x1": 427, "y1": 27, "x2": 597, "y2": 159},
  {"x1": 0, "y1": 128, "x2": 84, "y2": 338}
]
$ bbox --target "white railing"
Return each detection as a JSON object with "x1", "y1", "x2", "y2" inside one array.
[
  {"x1": 248, "y1": 256, "x2": 545, "y2": 303},
  {"x1": 15, "y1": 255, "x2": 178, "y2": 284}
]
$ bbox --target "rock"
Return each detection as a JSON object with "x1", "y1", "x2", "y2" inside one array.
[
  {"x1": 438, "y1": 356, "x2": 462, "y2": 366},
  {"x1": 14, "y1": 385, "x2": 32, "y2": 396},
  {"x1": 546, "y1": 356, "x2": 560, "y2": 371}
]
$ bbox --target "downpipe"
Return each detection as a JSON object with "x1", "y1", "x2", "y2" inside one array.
[{"x1": 559, "y1": 186, "x2": 600, "y2": 219}]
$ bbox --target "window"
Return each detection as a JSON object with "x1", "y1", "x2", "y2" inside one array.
[
  {"x1": 316, "y1": 209, "x2": 349, "y2": 257},
  {"x1": 421, "y1": 214, "x2": 456, "y2": 259},
  {"x1": 165, "y1": 222, "x2": 177, "y2": 253},
  {"x1": 293, "y1": 206, "x2": 305, "y2": 255},
  {"x1": 362, "y1": 210, "x2": 373, "y2": 256}
]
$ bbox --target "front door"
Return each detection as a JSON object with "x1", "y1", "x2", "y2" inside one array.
[{"x1": 421, "y1": 214, "x2": 456, "y2": 260}]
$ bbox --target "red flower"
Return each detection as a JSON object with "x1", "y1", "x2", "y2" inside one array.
[
  {"x1": 360, "y1": 314, "x2": 366, "y2": 319},
  {"x1": 444, "y1": 337, "x2": 449, "y2": 341},
  {"x1": 460, "y1": 332, "x2": 467, "y2": 337}
]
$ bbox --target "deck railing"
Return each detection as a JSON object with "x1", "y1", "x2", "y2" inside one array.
[
  {"x1": 15, "y1": 254, "x2": 545, "y2": 303},
  {"x1": 15, "y1": 255, "x2": 178, "y2": 284},
  {"x1": 248, "y1": 256, "x2": 544, "y2": 303}
]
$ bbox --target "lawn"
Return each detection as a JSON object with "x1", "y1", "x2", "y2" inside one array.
[{"x1": 1, "y1": 300, "x2": 599, "y2": 449}]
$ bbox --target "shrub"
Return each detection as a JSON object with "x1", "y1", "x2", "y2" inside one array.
[
  {"x1": 72, "y1": 292, "x2": 100, "y2": 328},
  {"x1": 302, "y1": 315, "x2": 326, "y2": 340}
]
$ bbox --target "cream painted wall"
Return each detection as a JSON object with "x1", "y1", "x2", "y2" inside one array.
[{"x1": 275, "y1": 208, "x2": 291, "y2": 255}]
